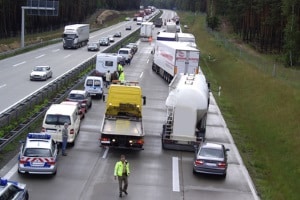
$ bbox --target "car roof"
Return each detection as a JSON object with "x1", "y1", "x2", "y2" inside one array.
[
  {"x1": 69, "y1": 90, "x2": 86, "y2": 94},
  {"x1": 201, "y1": 142, "x2": 224, "y2": 150},
  {"x1": 24, "y1": 133, "x2": 53, "y2": 149},
  {"x1": 46, "y1": 104, "x2": 78, "y2": 115}
]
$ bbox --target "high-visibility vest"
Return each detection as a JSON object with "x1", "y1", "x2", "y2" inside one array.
[
  {"x1": 118, "y1": 72, "x2": 125, "y2": 82},
  {"x1": 118, "y1": 64, "x2": 123, "y2": 72},
  {"x1": 114, "y1": 161, "x2": 130, "y2": 176}
]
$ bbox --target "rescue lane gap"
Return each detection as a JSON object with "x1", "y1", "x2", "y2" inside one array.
[{"x1": 172, "y1": 157, "x2": 180, "y2": 192}]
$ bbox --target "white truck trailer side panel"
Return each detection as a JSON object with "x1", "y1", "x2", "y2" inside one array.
[{"x1": 154, "y1": 41, "x2": 200, "y2": 77}]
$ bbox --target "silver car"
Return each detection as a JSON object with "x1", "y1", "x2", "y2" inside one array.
[
  {"x1": 193, "y1": 142, "x2": 229, "y2": 178},
  {"x1": 87, "y1": 42, "x2": 100, "y2": 51},
  {"x1": 30, "y1": 65, "x2": 52, "y2": 81},
  {"x1": 18, "y1": 133, "x2": 58, "y2": 175},
  {"x1": 0, "y1": 178, "x2": 29, "y2": 200}
]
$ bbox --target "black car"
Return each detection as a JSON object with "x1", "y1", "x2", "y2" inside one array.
[
  {"x1": 99, "y1": 37, "x2": 110, "y2": 46},
  {"x1": 125, "y1": 25, "x2": 132, "y2": 30},
  {"x1": 193, "y1": 142, "x2": 229, "y2": 178}
]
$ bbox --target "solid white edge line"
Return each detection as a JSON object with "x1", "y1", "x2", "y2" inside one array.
[
  {"x1": 172, "y1": 157, "x2": 180, "y2": 192},
  {"x1": 3, "y1": 164, "x2": 17, "y2": 180}
]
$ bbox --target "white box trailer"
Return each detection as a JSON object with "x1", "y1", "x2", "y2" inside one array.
[
  {"x1": 140, "y1": 22, "x2": 153, "y2": 41},
  {"x1": 63, "y1": 24, "x2": 89, "y2": 49},
  {"x1": 177, "y1": 32, "x2": 197, "y2": 48},
  {"x1": 95, "y1": 53, "x2": 121, "y2": 80},
  {"x1": 152, "y1": 40, "x2": 200, "y2": 82},
  {"x1": 166, "y1": 21, "x2": 177, "y2": 33}
]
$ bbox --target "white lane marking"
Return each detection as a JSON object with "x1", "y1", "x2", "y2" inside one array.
[
  {"x1": 35, "y1": 54, "x2": 45, "y2": 59},
  {"x1": 3, "y1": 164, "x2": 17, "y2": 179},
  {"x1": 13, "y1": 61, "x2": 26, "y2": 67},
  {"x1": 147, "y1": 58, "x2": 149, "y2": 64},
  {"x1": 139, "y1": 72, "x2": 143, "y2": 79},
  {"x1": 64, "y1": 54, "x2": 71, "y2": 58},
  {"x1": 172, "y1": 157, "x2": 180, "y2": 192},
  {"x1": 102, "y1": 147, "x2": 109, "y2": 159},
  {"x1": 52, "y1": 49, "x2": 60, "y2": 52},
  {"x1": 0, "y1": 84, "x2": 6, "y2": 89}
]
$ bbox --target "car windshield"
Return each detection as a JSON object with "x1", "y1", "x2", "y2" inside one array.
[
  {"x1": 199, "y1": 148, "x2": 224, "y2": 159},
  {"x1": 34, "y1": 67, "x2": 46, "y2": 71},
  {"x1": 68, "y1": 93, "x2": 84, "y2": 100},
  {"x1": 24, "y1": 148, "x2": 52, "y2": 157},
  {"x1": 45, "y1": 114, "x2": 71, "y2": 125}
]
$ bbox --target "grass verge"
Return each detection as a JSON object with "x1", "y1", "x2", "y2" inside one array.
[{"x1": 179, "y1": 12, "x2": 300, "y2": 200}]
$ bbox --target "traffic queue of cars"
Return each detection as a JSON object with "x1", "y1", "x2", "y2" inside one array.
[{"x1": 16, "y1": 85, "x2": 99, "y2": 178}]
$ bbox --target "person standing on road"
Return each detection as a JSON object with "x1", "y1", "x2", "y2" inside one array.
[
  {"x1": 61, "y1": 122, "x2": 68, "y2": 156},
  {"x1": 105, "y1": 70, "x2": 111, "y2": 88},
  {"x1": 118, "y1": 71, "x2": 125, "y2": 84},
  {"x1": 117, "y1": 62, "x2": 123, "y2": 75},
  {"x1": 114, "y1": 155, "x2": 130, "y2": 198}
]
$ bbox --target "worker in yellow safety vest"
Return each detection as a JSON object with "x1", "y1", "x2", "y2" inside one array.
[
  {"x1": 118, "y1": 71, "x2": 125, "y2": 83},
  {"x1": 117, "y1": 62, "x2": 123, "y2": 75},
  {"x1": 114, "y1": 155, "x2": 130, "y2": 197}
]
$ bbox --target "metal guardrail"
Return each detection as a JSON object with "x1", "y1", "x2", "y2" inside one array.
[{"x1": 0, "y1": 27, "x2": 141, "y2": 152}]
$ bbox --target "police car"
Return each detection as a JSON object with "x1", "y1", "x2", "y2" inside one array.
[
  {"x1": 0, "y1": 178, "x2": 29, "y2": 200},
  {"x1": 18, "y1": 133, "x2": 58, "y2": 175}
]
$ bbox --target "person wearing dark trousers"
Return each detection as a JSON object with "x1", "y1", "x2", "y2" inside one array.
[
  {"x1": 114, "y1": 155, "x2": 130, "y2": 198},
  {"x1": 61, "y1": 123, "x2": 68, "y2": 156}
]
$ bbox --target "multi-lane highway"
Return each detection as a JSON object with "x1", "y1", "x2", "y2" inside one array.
[{"x1": 0, "y1": 10, "x2": 259, "y2": 200}]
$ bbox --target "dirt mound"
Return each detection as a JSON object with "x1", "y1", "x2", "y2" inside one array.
[{"x1": 96, "y1": 10, "x2": 120, "y2": 24}]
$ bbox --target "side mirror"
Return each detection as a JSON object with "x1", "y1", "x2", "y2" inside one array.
[{"x1": 142, "y1": 96, "x2": 146, "y2": 105}]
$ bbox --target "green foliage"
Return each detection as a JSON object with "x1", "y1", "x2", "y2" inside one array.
[{"x1": 206, "y1": 15, "x2": 220, "y2": 30}]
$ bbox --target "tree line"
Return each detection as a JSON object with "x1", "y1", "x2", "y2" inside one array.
[
  {"x1": 143, "y1": 0, "x2": 299, "y2": 66},
  {"x1": 0, "y1": 0, "x2": 140, "y2": 38}
]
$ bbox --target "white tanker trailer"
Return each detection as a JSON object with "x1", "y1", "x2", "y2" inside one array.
[{"x1": 161, "y1": 73, "x2": 210, "y2": 151}]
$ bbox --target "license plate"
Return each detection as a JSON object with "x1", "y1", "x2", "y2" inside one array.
[{"x1": 206, "y1": 163, "x2": 216, "y2": 166}]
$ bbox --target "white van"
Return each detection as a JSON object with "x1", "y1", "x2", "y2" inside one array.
[
  {"x1": 84, "y1": 76, "x2": 104, "y2": 98},
  {"x1": 42, "y1": 104, "x2": 81, "y2": 145},
  {"x1": 118, "y1": 48, "x2": 132, "y2": 64}
]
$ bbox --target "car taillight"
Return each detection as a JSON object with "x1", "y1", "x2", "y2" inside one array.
[
  {"x1": 19, "y1": 157, "x2": 27, "y2": 164},
  {"x1": 70, "y1": 129, "x2": 75, "y2": 134},
  {"x1": 217, "y1": 162, "x2": 227, "y2": 168},
  {"x1": 41, "y1": 127, "x2": 46, "y2": 132},
  {"x1": 101, "y1": 137, "x2": 109, "y2": 141},
  {"x1": 194, "y1": 159, "x2": 204, "y2": 165},
  {"x1": 136, "y1": 139, "x2": 144, "y2": 145},
  {"x1": 47, "y1": 161, "x2": 56, "y2": 165}
]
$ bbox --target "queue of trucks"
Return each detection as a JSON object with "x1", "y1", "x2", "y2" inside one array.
[{"x1": 60, "y1": 15, "x2": 208, "y2": 152}]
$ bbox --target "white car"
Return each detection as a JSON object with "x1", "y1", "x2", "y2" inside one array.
[
  {"x1": 30, "y1": 65, "x2": 52, "y2": 81},
  {"x1": 108, "y1": 35, "x2": 115, "y2": 43}
]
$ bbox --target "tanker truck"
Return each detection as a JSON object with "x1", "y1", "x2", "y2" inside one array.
[
  {"x1": 152, "y1": 40, "x2": 200, "y2": 83},
  {"x1": 99, "y1": 81, "x2": 146, "y2": 150},
  {"x1": 161, "y1": 73, "x2": 210, "y2": 151},
  {"x1": 63, "y1": 24, "x2": 89, "y2": 49}
]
